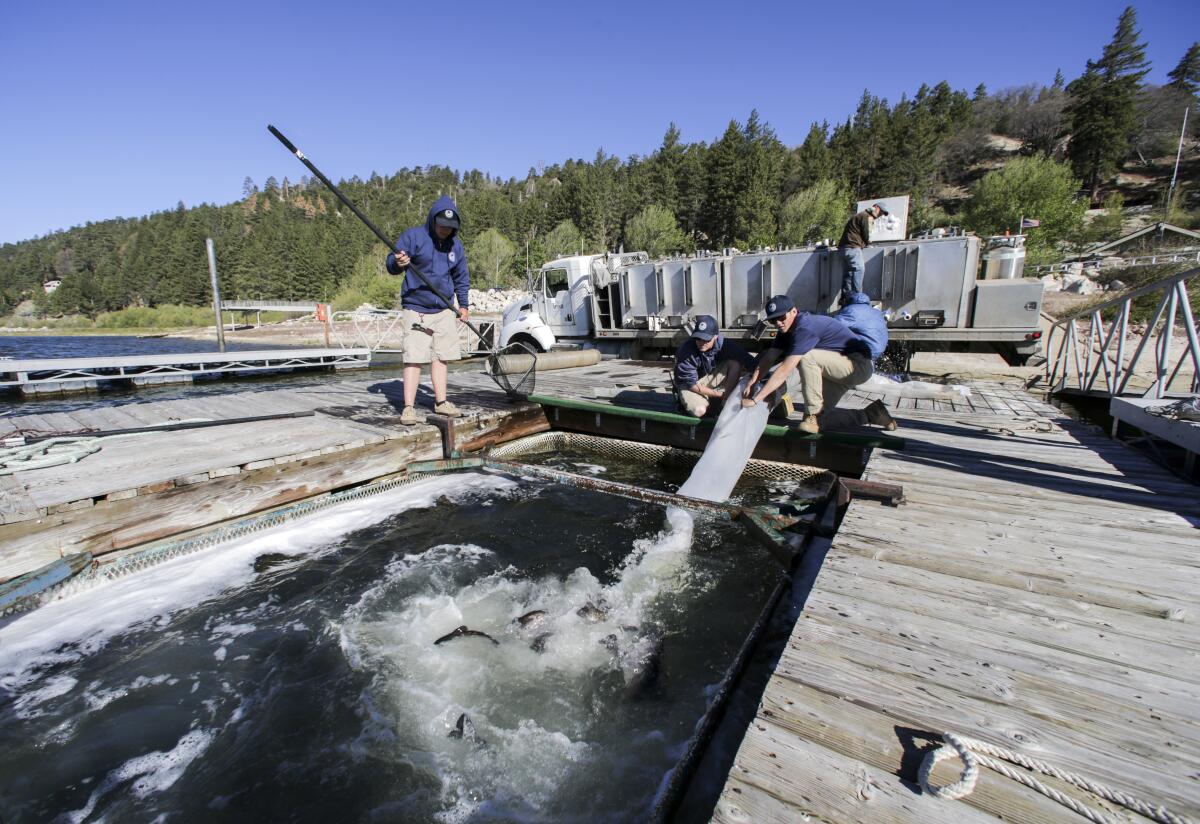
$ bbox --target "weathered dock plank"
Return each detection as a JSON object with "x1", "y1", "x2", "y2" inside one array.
[{"x1": 722, "y1": 378, "x2": 1200, "y2": 823}]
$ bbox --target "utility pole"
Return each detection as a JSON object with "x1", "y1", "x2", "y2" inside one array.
[
  {"x1": 1165, "y1": 105, "x2": 1191, "y2": 226},
  {"x1": 206, "y1": 238, "x2": 226, "y2": 353}
]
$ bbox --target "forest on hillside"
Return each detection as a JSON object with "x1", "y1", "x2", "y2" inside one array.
[{"x1": 1, "y1": 7, "x2": 1197, "y2": 321}]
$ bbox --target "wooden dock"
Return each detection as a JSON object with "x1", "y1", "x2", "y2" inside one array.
[
  {"x1": 713, "y1": 380, "x2": 1200, "y2": 823},
  {"x1": 3, "y1": 358, "x2": 1198, "y2": 822},
  {"x1": 0, "y1": 359, "x2": 671, "y2": 579}
]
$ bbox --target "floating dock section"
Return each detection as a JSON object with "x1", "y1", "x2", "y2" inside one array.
[{"x1": 0, "y1": 348, "x2": 371, "y2": 395}]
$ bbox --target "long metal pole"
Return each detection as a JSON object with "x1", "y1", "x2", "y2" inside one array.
[
  {"x1": 206, "y1": 238, "x2": 226, "y2": 353},
  {"x1": 1165, "y1": 106, "x2": 1190, "y2": 223},
  {"x1": 266, "y1": 125, "x2": 496, "y2": 356}
]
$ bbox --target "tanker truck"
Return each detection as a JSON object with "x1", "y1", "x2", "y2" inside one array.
[{"x1": 498, "y1": 200, "x2": 1044, "y2": 365}]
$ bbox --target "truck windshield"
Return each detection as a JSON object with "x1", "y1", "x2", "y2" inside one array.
[{"x1": 543, "y1": 268, "x2": 569, "y2": 296}]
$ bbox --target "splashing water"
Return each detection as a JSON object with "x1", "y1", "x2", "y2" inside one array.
[{"x1": 0, "y1": 473, "x2": 776, "y2": 822}]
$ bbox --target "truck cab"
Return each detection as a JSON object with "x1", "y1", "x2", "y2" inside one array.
[{"x1": 499, "y1": 255, "x2": 599, "y2": 351}]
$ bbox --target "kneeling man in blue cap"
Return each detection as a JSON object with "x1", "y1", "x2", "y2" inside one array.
[
  {"x1": 674, "y1": 314, "x2": 755, "y2": 417},
  {"x1": 741, "y1": 295, "x2": 895, "y2": 434}
]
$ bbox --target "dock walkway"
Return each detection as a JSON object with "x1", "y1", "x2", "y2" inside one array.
[
  {"x1": 715, "y1": 380, "x2": 1200, "y2": 823},
  {"x1": 4, "y1": 360, "x2": 1198, "y2": 821}
]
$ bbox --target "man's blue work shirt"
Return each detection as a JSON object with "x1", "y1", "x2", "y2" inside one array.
[
  {"x1": 769, "y1": 313, "x2": 871, "y2": 358},
  {"x1": 674, "y1": 336, "x2": 754, "y2": 389}
]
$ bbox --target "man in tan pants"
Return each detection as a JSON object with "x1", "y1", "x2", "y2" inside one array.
[
  {"x1": 385, "y1": 197, "x2": 470, "y2": 425},
  {"x1": 742, "y1": 295, "x2": 895, "y2": 433}
]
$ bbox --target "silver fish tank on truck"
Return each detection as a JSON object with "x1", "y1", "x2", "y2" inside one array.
[{"x1": 499, "y1": 195, "x2": 1045, "y2": 366}]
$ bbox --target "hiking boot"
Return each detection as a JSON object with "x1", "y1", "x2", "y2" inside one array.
[
  {"x1": 768, "y1": 392, "x2": 795, "y2": 421},
  {"x1": 433, "y1": 400, "x2": 462, "y2": 418},
  {"x1": 798, "y1": 414, "x2": 820, "y2": 434},
  {"x1": 399, "y1": 406, "x2": 419, "y2": 426},
  {"x1": 864, "y1": 399, "x2": 897, "y2": 431}
]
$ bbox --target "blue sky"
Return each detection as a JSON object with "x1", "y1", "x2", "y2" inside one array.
[{"x1": 1, "y1": 0, "x2": 1196, "y2": 245}]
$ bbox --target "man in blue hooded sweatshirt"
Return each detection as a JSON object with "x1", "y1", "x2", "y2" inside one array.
[{"x1": 386, "y1": 197, "x2": 470, "y2": 425}]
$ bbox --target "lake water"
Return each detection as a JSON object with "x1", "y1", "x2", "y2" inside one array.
[
  {"x1": 0, "y1": 471, "x2": 779, "y2": 822},
  {"x1": 0, "y1": 335, "x2": 303, "y2": 361}
]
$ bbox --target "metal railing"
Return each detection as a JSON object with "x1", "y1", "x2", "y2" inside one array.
[
  {"x1": 220, "y1": 300, "x2": 320, "y2": 313},
  {"x1": 1045, "y1": 266, "x2": 1200, "y2": 399},
  {"x1": 1028, "y1": 250, "x2": 1200, "y2": 275},
  {"x1": 329, "y1": 309, "x2": 497, "y2": 354}
]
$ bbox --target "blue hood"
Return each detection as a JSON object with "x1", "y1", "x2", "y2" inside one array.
[
  {"x1": 425, "y1": 195, "x2": 461, "y2": 249},
  {"x1": 386, "y1": 196, "x2": 471, "y2": 313},
  {"x1": 833, "y1": 293, "x2": 888, "y2": 360}
]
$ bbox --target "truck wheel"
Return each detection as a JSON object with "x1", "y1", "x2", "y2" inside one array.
[{"x1": 509, "y1": 333, "x2": 545, "y2": 353}]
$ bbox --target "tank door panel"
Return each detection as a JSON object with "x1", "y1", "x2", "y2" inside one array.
[
  {"x1": 875, "y1": 237, "x2": 974, "y2": 329},
  {"x1": 681, "y1": 259, "x2": 721, "y2": 324},
  {"x1": 618, "y1": 263, "x2": 657, "y2": 327},
  {"x1": 722, "y1": 254, "x2": 771, "y2": 327},
  {"x1": 768, "y1": 249, "x2": 837, "y2": 314},
  {"x1": 658, "y1": 260, "x2": 692, "y2": 327}
]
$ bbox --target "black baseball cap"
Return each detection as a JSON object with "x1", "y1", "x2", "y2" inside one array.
[
  {"x1": 764, "y1": 295, "x2": 795, "y2": 320},
  {"x1": 691, "y1": 314, "x2": 718, "y2": 341},
  {"x1": 871, "y1": 202, "x2": 890, "y2": 216},
  {"x1": 434, "y1": 208, "x2": 460, "y2": 229}
]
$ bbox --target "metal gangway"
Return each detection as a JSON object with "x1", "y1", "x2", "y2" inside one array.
[
  {"x1": 1044, "y1": 266, "x2": 1200, "y2": 477},
  {"x1": 1044, "y1": 266, "x2": 1199, "y2": 399}
]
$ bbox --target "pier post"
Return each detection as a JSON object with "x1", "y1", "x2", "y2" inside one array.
[{"x1": 206, "y1": 238, "x2": 226, "y2": 353}]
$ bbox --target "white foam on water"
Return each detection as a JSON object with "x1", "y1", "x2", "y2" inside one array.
[
  {"x1": 0, "y1": 473, "x2": 515, "y2": 692},
  {"x1": 63, "y1": 728, "x2": 216, "y2": 823},
  {"x1": 11, "y1": 673, "x2": 77, "y2": 719},
  {"x1": 339, "y1": 498, "x2": 707, "y2": 818},
  {"x1": 83, "y1": 674, "x2": 174, "y2": 713}
]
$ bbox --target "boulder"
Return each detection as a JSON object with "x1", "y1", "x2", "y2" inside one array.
[{"x1": 1062, "y1": 274, "x2": 1099, "y2": 295}]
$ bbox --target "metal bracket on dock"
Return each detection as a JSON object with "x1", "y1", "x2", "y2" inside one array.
[
  {"x1": 424, "y1": 414, "x2": 459, "y2": 459},
  {"x1": 836, "y1": 478, "x2": 905, "y2": 507}
]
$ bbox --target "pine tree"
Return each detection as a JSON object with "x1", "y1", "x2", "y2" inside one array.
[
  {"x1": 1167, "y1": 42, "x2": 1200, "y2": 98},
  {"x1": 1065, "y1": 6, "x2": 1151, "y2": 198},
  {"x1": 734, "y1": 110, "x2": 784, "y2": 247},
  {"x1": 701, "y1": 121, "x2": 743, "y2": 246},
  {"x1": 787, "y1": 122, "x2": 833, "y2": 196}
]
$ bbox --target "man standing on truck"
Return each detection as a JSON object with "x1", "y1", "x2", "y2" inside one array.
[
  {"x1": 386, "y1": 196, "x2": 470, "y2": 425},
  {"x1": 741, "y1": 295, "x2": 896, "y2": 434},
  {"x1": 674, "y1": 315, "x2": 755, "y2": 418},
  {"x1": 838, "y1": 202, "x2": 888, "y2": 304}
]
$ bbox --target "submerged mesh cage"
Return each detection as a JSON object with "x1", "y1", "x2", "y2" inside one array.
[
  {"x1": 489, "y1": 431, "x2": 829, "y2": 483},
  {"x1": 484, "y1": 340, "x2": 538, "y2": 399}
]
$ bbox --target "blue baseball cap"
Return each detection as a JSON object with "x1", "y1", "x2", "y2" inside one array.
[
  {"x1": 764, "y1": 295, "x2": 795, "y2": 320},
  {"x1": 691, "y1": 314, "x2": 718, "y2": 341}
]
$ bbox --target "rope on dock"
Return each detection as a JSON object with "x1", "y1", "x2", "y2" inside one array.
[
  {"x1": 920, "y1": 731, "x2": 1194, "y2": 824},
  {"x1": 0, "y1": 438, "x2": 100, "y2": 475}
]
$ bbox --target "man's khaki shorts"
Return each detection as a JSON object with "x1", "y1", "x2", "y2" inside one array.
[{"x1": 402, "y1": 309, "x2": 461, "y2": 364}]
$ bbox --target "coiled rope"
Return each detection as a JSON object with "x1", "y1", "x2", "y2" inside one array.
[
  {"x1": 920, "y1": 732, "x2": 1193, "y2": 824},
  {"x1": 0, "y1": 438, "x2": 100, "y2": 475}
]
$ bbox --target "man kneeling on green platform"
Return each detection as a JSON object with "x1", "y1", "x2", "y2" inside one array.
[
  {"x1": 673, "y1": 315, "x2": 755, "y2": 418},
  {"x1": 741, "y1": 295, "x2": 896, "y2": 434}
]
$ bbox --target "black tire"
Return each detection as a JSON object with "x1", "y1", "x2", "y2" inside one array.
[{"x1": 509, "y1": 333, "x2": 545, "y2": 353}]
